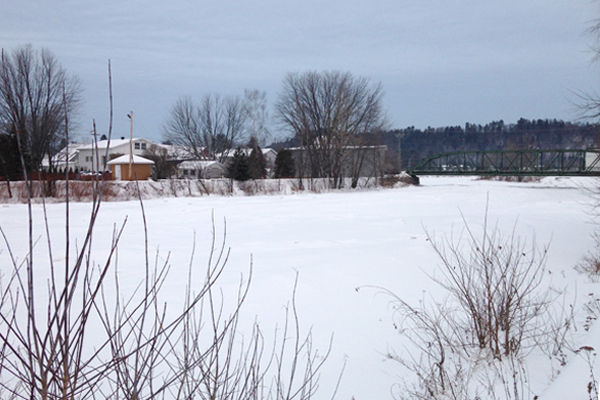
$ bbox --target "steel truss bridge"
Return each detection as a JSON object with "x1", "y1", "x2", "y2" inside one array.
[{"x1": 407, "y1": 149, "x2": 600, "y2": 177}]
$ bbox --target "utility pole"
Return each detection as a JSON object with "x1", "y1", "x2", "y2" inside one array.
[{"x1": 128, "y1": 111, "x2": 133, "y2": 180}]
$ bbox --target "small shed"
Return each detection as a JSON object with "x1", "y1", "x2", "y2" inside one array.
[
  {"x1": 178, "y1": 160, "x2": 226, "y2": 179},
  {"x1": 107, "y1": 154, "x2": 155, "y2": 181}
]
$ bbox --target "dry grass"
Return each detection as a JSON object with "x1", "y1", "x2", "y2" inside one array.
[
  {"x1": 0, "y1": 180, "x2": 120, "y2": 203},
  {"x1": 0, "y1": 176, "x2": 413, "y2": 203}
]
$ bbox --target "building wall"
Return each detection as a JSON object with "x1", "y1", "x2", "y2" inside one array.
[
  {"x1": 78, "y1": 139, "x2": 156, "y2": 171},
  {"x1": 289, "y1": 146, "x2": 387, "y2": 179},
  {"x1": 110, "y1": 163, "x2": 152, "y2": 181},
  {"x1": 178, "y1": 162, "x2": 226, "y2": 179}
]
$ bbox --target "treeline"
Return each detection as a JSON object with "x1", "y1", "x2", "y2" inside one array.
[
  {"x1": 272, "y1": 118, "x2": 600, "y2": 172},
  {"x1": 390, "y1": 118, "x2": 600, "y2": 170}
]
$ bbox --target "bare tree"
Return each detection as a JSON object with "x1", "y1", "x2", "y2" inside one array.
[
  {"x1": 162, "y1": 96, "x2": 204, "y2": 160},
  {"x1": 163, "y1": 94, "x2": 248, "y2": 163},
  {"x1": 143, "y1": 143, "x2": 172, "y2": 179},
  {"x1": 244, "y1": 89, "x2": 270, "y2": 146},
  {"x1": 575, "y1": 11, "x2": 600, "y2": 122},
  {"x1": 216, "y1": 94, "x2": 248, "y2": 162},
  {"x1": 275, "y1": 71, "x2": 387, "y2": 188},
  {"x1": 0, "y1": 45, "x2": 81, "y2": 173}
]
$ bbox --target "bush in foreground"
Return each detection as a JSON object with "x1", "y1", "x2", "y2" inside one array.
[
  {"x1": 372, "y1": 209, "x2": 575, "y2": 400},
  {"x1": 0, "y1": 176, "x2": 337, "y2": 399}
]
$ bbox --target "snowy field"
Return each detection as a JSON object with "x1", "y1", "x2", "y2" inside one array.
[{"x1": 1, "y1": 176, "x2": 599, "y2": 399}]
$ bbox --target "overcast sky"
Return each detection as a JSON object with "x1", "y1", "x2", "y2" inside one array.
[{"x1": 1, "y1": 0, "x2": 598, "y2": 143}]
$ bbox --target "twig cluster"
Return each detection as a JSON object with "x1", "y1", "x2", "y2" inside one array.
[{"x1": 374, "y1": 208, "x2": 574, "y2": 400}]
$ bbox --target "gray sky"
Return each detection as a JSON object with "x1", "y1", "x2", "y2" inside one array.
[{"x1": 2, "y1": 0, "x2": 598, "y2": 143}]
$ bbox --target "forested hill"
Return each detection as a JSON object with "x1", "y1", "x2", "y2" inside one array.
[{"x1": 389, "y1": 118, "x2": 599, "y2": 170}]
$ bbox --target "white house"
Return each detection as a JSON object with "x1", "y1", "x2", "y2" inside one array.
[
  {"x1": 77, "y1": 138, "x2": 157, "y2": 171},
  {"x1": 41, "y1": 144, "x2": 86, "y2": 171},
  {"x1": 261, "y1": 148, "x2": 277, "y2": 171}
]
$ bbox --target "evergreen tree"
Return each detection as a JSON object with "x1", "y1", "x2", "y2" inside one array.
[
  {"x1": 0, "y1": 133, "x2": 23, "y2": 180},
  {"x1": 248, "y1": 137, "x2": 267, "y2": 179},
  {"x1": 227, "y1": 148, "x2": 251, "y2": 181},
  {"x1": 274, "y1": 149, "x2": 296, "y2": 178}
]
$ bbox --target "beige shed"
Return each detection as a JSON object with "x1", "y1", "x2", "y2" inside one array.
[{"x1": 107, "y1": 154, "x2": 155, "y2": 181}]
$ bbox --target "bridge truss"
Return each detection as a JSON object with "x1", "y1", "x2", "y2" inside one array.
[{"x1": 408, "y1": 149, "x2": 600, "y2": 177}]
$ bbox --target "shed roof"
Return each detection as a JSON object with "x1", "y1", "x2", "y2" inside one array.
[
  {"x1": 178, "y1": 160, "x2": 223, "y2": 169},
  {"x1": 107, "y1": 154, "x2": 155, "y2": 165}
]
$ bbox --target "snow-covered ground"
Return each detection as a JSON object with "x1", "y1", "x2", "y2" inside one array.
[{"x1": 1, "y1": 176, "x2": 599, "y2": 399}]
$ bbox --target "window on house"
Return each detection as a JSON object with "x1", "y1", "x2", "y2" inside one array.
[
  {"x1": 134, "y1": 143, "x2": 140, "y2": 150},
  {"x1": 141, "y1": 143, "x2": 146, "y2": 150}
]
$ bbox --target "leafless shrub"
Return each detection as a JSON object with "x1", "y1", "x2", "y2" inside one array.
[
  {"x1": 0, "y1": 180, "x2": 121, "y2": 203},
  {"x1": 379, "y1": 174, "x2": 420, "y2": 188},
  {"x1": 583, "y1": 293, "x2": 600, "y2": 332},
  {"x1": 0, "y1": 182, "x2": 8, "y2": 200},
  {"x1": 480, "y1": 355, "x2": 532, "y2": 400},
  {"x1": 582, "y1": 348, "x2": 599, "y2": 400},
  {"x1": 427, "y1": 214, "x2": 551, "y2": 359},
  {"x1": 192, "y1": 179, "x2": 211, "y2": 196},
  {"x1": 370, "y1": 206, "x2": 571, "y2": 400},
  {"x1": 236, "y1": 179, "x2": 283, "y2": 196},
  {"x1": 261, "y1": 180, "x2": 286, "y2": 195},
  {"x1": 61, "y1": 181, "x2": 118, "y2": 202},
  {"x1": 17, "y1": 179, "x2": 44, "y2": 198},
  {"x1": 239, "y1": 180, "x2": 259, "y2": 196},
  {"x1": 381, "y1": 290, "x2": 473, "y2": 400},
  {"x1": 574, "y1": 178, "x2": 600, "y2": 281},
  {"x1": 64, "y1": 181, "x2": 94, "y2": 200},
  {"x1": 379, "y1": 175, "x2": 402, "y2": 188},
  {"x1": 576, "y1": 232, "x2": 600, "y2": 282}
]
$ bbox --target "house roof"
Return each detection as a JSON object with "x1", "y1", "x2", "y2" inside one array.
[
  {"x1": 178, "y1": 160, "x2": 223, "y2": 169},
  {"x1": 42, "y1": 143, "x2": 86, "y2": 167},
  {"x1": 79, "y1": 138, "x2": 149, "y2": 150},
  {"x1": 107, "y1": 154, "x2": 155, "y2": 165}
]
